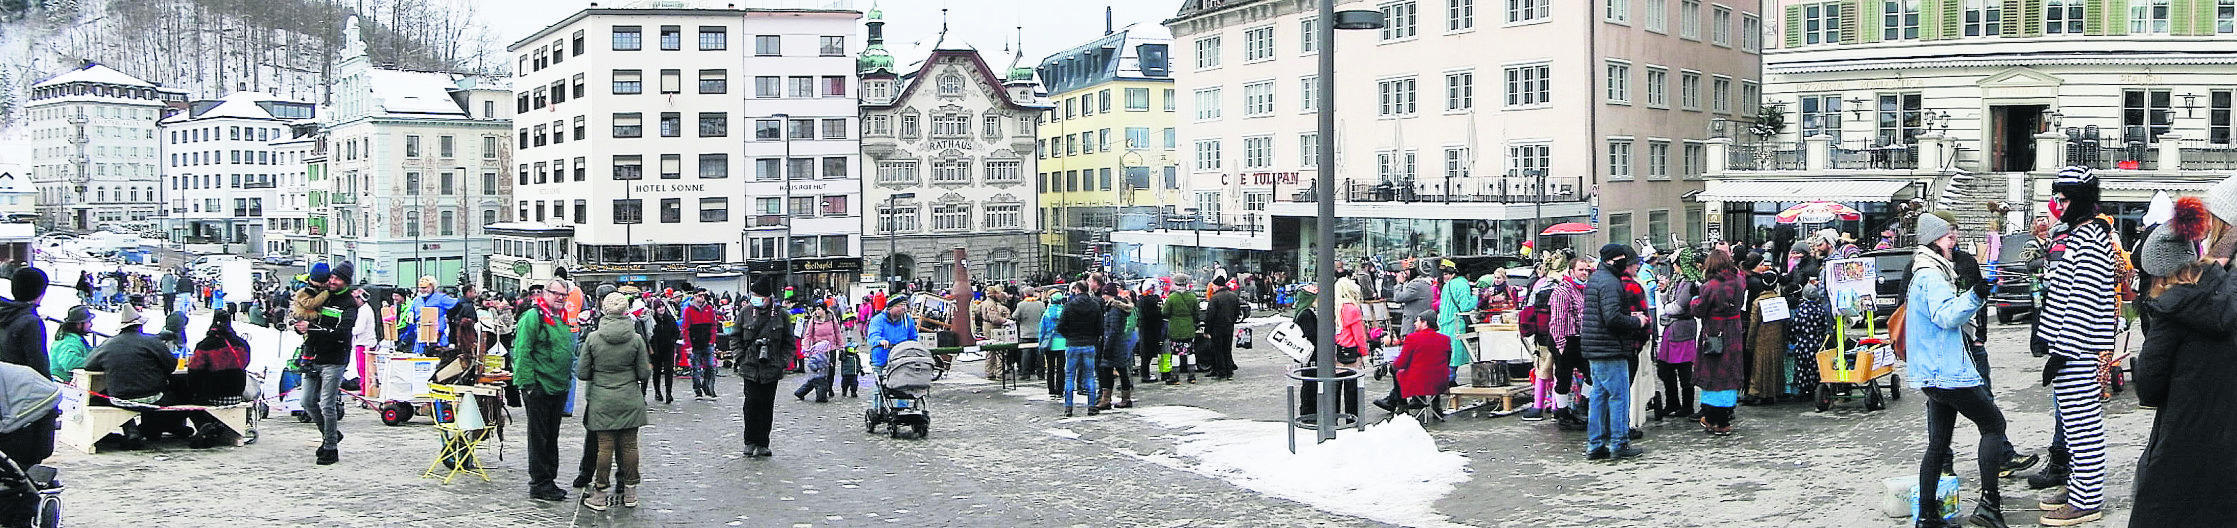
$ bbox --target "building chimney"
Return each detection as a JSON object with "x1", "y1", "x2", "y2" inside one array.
[{"x1": 1105, "y1": 6, "x2": 1114, "y2": 35}]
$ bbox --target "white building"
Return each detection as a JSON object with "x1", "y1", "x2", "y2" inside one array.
[
  {"x1": 1704, "y1": 0, "x2": 2237, "y2": 245},
  {"x1": 0, "y1": 168, "x2": 34, "y2": 221},
  {"x1": 859, "y1": 15, "x2": 1049, "y2": 285},
  {"x1": 507, "y1": 0, "x2": 866, "y2": 293},
  {"x1": 268, "y1": 128, "x2": 319, "y2": 257},
  {"x1": 1141, "y1": 0, "x2": 1761, "y2": 277},
  {"x1": 157, "y1": 91, "x2": 318, "y2": 256},
  {"x1": 25, "y1": 63, "x2": 186, "y2": 232},
  {"x1": 324, "y1": 17, "x2": 517, "y2": 286}
]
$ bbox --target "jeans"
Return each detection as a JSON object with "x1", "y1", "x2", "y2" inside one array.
[
  {"x1": 523, "y1": 388, "x2": 568, "y2": 492},
  {"x1": 591, "y1": 428, "x2": 641, "y2": 489},
  {"x1": 740, "y1": 379, "x2": 778, "y2": 448},
  {"x1": 692, "y1": 343, "x2": 717, "y2": 397},
  {"x1": 1920, "y1": 385, "x2": 2008, "y2": 511},
  {"x1": 1064, "y1": 345, "x2": 1098, "y2": 409},
  {"x1": 1585, "y1": 359, "x2": 1632, "y2": 452},
  {"x1": 298, "y1": 363, "x2": 347, "y2": 449}
]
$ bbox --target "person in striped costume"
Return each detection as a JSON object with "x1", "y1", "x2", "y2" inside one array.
[{"x1": 2032, "y1": 166, "x2": 2118, "y2": 526}]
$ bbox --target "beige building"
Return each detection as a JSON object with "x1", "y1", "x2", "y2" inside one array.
[{"x1": 1133, "y1": 0, "x2": 1762, "y2": 276}]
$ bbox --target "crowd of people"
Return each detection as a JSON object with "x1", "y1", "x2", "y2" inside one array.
[{"x1": 0, "y1": 165, "x2": 2221, "y2": 526}]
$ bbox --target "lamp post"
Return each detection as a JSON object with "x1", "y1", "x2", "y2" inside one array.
[
  {"x1": 885, "y1": 192, "x2": 915, "y2": 293},
  {"x1": 1310, "y1": 4, "x2": 1386, "y2": 443},
  {"x1": 452, "y1": 165, "x2": 471, "y2": 287},
  {"x1": 774, "y1": 113, "x2": 793, "y2": 289}
]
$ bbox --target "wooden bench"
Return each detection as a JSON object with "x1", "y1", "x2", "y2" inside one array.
[
  {"x1": 1442, "y1": 384, "x2": 1528, "y2": 417},
  {"x1": 58, "y1": 370, "x2": 254, "y2": 454}
]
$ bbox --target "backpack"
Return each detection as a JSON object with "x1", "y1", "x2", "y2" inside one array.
[{"x1": 1517, "y1": 281, "x2": 1555, "y2": 343}]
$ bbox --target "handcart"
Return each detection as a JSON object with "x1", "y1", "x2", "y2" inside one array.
[
  {"x1": 1812, "y1": 283, "x2": 1900, "y2": 412},
  {"x1": 347, "y1": 352, "x2": 443, "y2": 426}
]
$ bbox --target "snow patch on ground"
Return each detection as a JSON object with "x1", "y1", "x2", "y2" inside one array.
[
  {"x1": 1121, "y1": 405, "x2": 1473, "y2": 528},
  {"x1": 1043, "y1": 428, "x2": 1081, "y2": 440}
]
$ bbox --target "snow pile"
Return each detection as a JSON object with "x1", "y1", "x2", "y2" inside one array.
[{"x1": 1126, "y1": 406, "x2": 1473, "y2": 528}]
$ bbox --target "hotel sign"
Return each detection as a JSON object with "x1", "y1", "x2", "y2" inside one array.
[
  {"x1": 1221, "y1": 172, "x2": 1302, "y2": 185},
  {"x1": 632, "y1": 184, "x2": 707, "y2": 193}
]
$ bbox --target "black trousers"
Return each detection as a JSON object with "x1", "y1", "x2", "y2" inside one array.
[
  {"x1": 1920, "y1": 385, "x2": 2008, "y2": 515},
  {"x1": 647, "y1": 350, "x2": 676, "y2": 400},
  {"x1": 1657, "y1": 361, "x2": 1694, "y2": 416},
  {"x1": 1044, "y1": 348, "x2": 1066, "y2": 395},
  {"x1": 522, "y1": 388, "x2": 568, "y2": 492},
  {"x1": 739, "y1": 379, "x2": 779, "y2": 449},
  {"x1": 1137, "y1": 337, "x2": 1159, "y2": 381},
  {"x1": 1553, "y1": 339, "x2": 1587, "y2": 396}
]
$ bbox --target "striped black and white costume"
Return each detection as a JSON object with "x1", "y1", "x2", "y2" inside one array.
[{"x1": 2036, "y1": 215, "x2": 2119, "y2": 512}]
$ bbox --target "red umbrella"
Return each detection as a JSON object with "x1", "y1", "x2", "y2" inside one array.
[
  {"x1": 1538, "y1": 222, "x2": 1598, "y2": 236},
  {"x1": 1774, "y1": 201, "x2": 1863, "y2": 224}
]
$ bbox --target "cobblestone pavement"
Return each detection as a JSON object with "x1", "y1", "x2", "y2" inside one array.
[{"x1": 53, "y1": 316, "x2": 2144, "y2": 527}]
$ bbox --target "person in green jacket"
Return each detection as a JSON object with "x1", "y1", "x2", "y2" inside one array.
[
  {"x1": 575, "y1": 292, "x2": 650, "y2": 511},
  {"x1": 1161, "y1": 273, "x2": 1201, "y2": 385},
  {"x1": 513, "y1": 280, "x2": 580, "y2": 502},
  {"x1": 1437, "y1": 262, "x2": 1477, "y2": 373},
  {"x1": 48, "y1": 306, "x2": 93, "y2": 382}
]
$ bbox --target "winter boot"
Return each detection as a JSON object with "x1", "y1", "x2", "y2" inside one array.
[
  {"x1": 1966, "y1": 488, "x2": 2008, "y2": 528},
  {"x1": 1094, "y1": 391, "x2": 1113, "y2": 411},
  {"x1": 582, "y1": 487, "x2": 610, "y2": 511},
  {"x1": 1916, "y1": 481, "x2": 1949, "y2": 528},
  {"x1": 1116, "y1": 390, "x2": 1134, "y2": 408},
  {"x1": 2025, "y1": 447, "x2": 2071, "y2": 490}
]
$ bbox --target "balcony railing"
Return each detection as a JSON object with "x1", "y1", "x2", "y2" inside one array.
[
  {"x1": 2066, "y1": 126, "x2": 2157, "y2": 171},
  {"x1": 1728, "y1": 142, "x2": 1805, "y2": 171},
  {"x1": 2179, "y1": 139, "x2": 2237, "y2": 171},
  {"x1": 1829, "y1": 144, "x2": 1917, "y2": 170},
  {"x1": 1281, "y1": 176, "x2": 1586, "y2": 204},
  {"x1": 1158, "y1": 212, "x2": 1268, "y2": 233}
]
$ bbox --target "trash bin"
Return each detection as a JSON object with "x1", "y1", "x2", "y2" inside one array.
[{"x1": 1291, "y1": 365, "x2": 1361, "y2": 427}]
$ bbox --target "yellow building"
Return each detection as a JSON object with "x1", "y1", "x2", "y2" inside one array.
[{"x1": 1033, "y1": 23, "x2": 1180, "y2": 278}]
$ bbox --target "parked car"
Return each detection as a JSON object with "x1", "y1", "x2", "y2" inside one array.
[{"x1": 1987, "y1": 234, "x2": 2043, "y2": 324}]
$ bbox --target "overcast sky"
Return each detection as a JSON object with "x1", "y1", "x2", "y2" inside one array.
[{"x1": 482, "y1": 0, "x2": 1182, "y2": 68}]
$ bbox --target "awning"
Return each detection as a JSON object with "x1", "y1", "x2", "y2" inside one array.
[
  {"x1": 1695, "y1": 179, "x2": 1915, "y2": 203},
  {"x1": 2102, "y1": 180, "x2": 2216, "y2": 192}
]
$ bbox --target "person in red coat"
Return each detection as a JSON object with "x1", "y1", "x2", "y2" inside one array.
[{"x1": 1375, "y1": 311, "x2": 1451, "y2": 412}]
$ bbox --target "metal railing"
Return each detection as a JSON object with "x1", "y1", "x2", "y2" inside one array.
[
  {"x1": 1828, "y1": 143, "x2": 1917, "y2": 170},
  {"x1": 2180, "y1": 139, "x2": 2237, "y2": 171},
  {"x1": 1728, "y1": 142, "x2": 1805, "y2": 171},
  {"x1": 2067, "y1": 126, "x2": 2157, "y2": 171},
  {"x1": 1282, "y1": 176, "x2": 1586, "y2": 204},
  {"x1": 1159, "y1": 212, "x2": 1267, "y2": 233}
]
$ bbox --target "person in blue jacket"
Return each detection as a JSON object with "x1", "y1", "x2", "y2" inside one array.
[
  {"x1": 866, "y1": 301, "x2": 918, "y2": 371},
  {"x1": 1904, "y1": 211, "x2": 2012, "y2": 528},
  {"x1": 1036, "y1": 291, "x2": 1068, "y2": 397},
  {"x1": 397, "y1": 276, "x2": 460, "y2": 355}
]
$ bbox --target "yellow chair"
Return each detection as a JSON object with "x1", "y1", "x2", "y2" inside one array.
[{"x1": 423, "y1": 421, "x2": 491, "y2": 483}]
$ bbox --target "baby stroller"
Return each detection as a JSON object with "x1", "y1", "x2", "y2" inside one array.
[{"x1": 865, "y1": 342, "x2": 935, "y2": 440}]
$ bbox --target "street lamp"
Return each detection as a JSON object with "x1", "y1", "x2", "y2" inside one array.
[
  {"x1": 1308, "y1": 3, "x2": 1385, "y2": 443},
  {"x1": 773, "y1": 113, "x2": 793, "y2": 290},
  {"x1": 452, "y1": 165, "x2": 471, "y2": 287},
  {"x1": 885, "y1": 192, "x2": 915, "y2": 292}
]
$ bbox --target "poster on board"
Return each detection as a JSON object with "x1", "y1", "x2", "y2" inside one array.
[{"x1": 1822, "y1": 257, "x2": 1879, "y2": 316}]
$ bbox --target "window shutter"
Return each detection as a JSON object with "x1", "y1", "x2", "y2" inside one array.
[
  {"x1": 2006, "y1": 0, "x2": 2041, "y2": 36},
  {"x1": 1787, "y1": 4, "x2": 1807, "y2": 47},
  {"x1": 1936, "y1": 0, "x2": 1965, "y2": 38},
  {"x1": 2107, "y1": 0, "x2": 2129, "y2": 34},
  {"x1": 1855, "y1": 0, "x2": 1884, "y2": 42},
  {"x1": 2084, "y1": 0, "x2": 2106, "y2": 34},
  {"x1": 2183, "y1": 0, "x2": 2216, "y2": 35}
]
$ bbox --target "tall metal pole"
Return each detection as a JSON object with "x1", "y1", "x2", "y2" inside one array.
[
  {"x1": 1313, "y1": 0, "x2": 1340, "y2": 443},
  {"x1": 776, "y1": 113, "x2": 793, "y2": 288}
]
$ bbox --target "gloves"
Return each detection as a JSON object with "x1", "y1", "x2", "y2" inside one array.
[
  {"x1": 1951, "y1": 249, "x2": 1985, "y2": 291},
  {"x1": 1971, "y1": 280, "x2": 1992, "y2": 299},
  {"x1": 2041, "y1": 353, "x2": 2067, "y2": 387}
]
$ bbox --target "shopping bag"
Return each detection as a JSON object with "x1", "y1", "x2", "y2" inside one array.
[
  {"x1": 1234, "y1": 327, "x2": 1253, "y2": 349},
  {"x1": 1891, "y1": 474, "x2": 1962, "y2": 523}
]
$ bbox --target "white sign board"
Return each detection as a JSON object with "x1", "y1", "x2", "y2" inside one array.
[
  {"x1": 1821, "y1": 257, "x2": 1879, "y2": 316},
  {"x1": 1757, "y1": 297, "x2": 1791, "y2": 322},
  {"x1": 1265, "y1": 322, "x2": 1313, "y2": 364}
]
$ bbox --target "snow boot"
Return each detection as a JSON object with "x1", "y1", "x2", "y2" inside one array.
[
  {"x1": 2025, "y1": 447, "x2": 2071, "y2": 490},
  {"x1": 1966, "y1": 488, "x2": 2008, "y2": 528},
  {"x1": 1094, "y1": 391, "x2": 1113, "y2": 411},
  {"x1": 1116, "y1": 390, "x2": 1133, "y2": 408}
]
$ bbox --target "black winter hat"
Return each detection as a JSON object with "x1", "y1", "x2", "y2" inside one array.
[
  {"x1": 1599, "y1": 243, "x2": 1638, "y2": 269},
  {"x1": 10, "y1": 267, "x2": 45, "y2": 303}
]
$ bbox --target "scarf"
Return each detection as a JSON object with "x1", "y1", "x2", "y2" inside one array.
[{"x1": 534, "y1": 295, "x2": 564, "y2": 326}]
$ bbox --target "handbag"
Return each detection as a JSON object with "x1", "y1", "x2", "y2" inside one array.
[{"x1": 1699, "y1": 326, "x2": 1727, "y2": 356}]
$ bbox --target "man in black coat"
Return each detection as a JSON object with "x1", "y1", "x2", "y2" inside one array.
[
  {"x1": 1056, "y1": 282, "x2": 1104, "y2": 416},
  {"x1": 1133, "y1": 289, "x2": 1164, "y2": 383},
  {"x1": 1579, "y1": 244, "x2": 1649, "y2": 461},
  {"x1": 0, "y1": 268, "x2": 50, "y2": 378},
  {"x1": 737, "y1": 287, "x2": 791, "y2": 458},
  {"x1": 1203, "y1": 277, "x2": 1245, "y2": 380}
]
